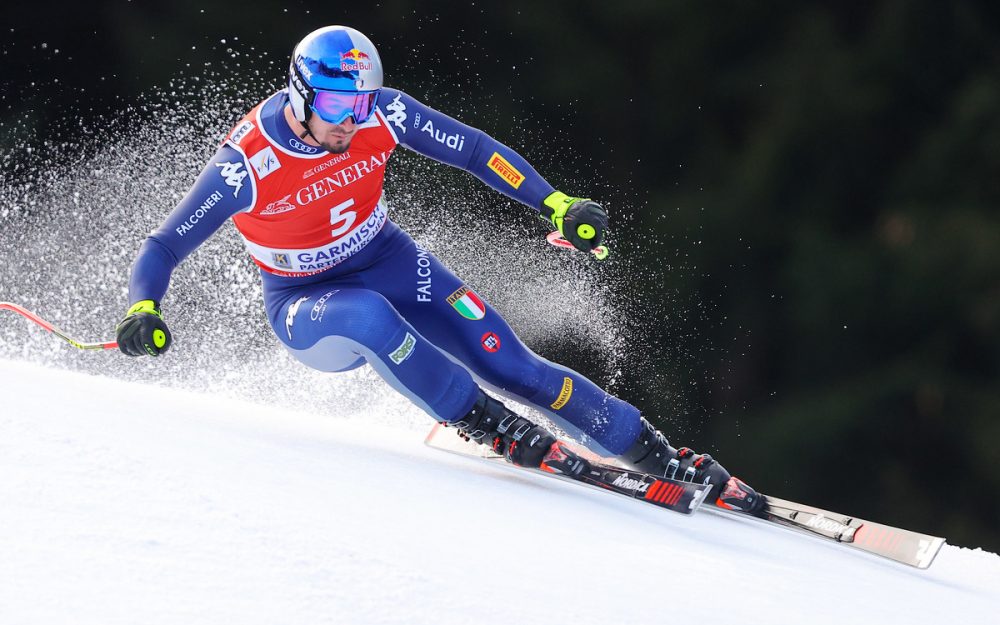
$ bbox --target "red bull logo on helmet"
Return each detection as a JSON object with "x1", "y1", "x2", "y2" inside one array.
[{"x1": 341, "y1": 48, "x2": 374, "y2": 71}]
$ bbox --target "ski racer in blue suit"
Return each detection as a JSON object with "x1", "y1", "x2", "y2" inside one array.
[{"x1": 116, "y1": 25, "x2": 763, "y2": 514}]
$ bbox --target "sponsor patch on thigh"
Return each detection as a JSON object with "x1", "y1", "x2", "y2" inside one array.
[{"x1": 389, "y1": 332, "x2": 417, "y2": 364}]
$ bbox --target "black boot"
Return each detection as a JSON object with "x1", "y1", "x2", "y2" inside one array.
[
  {"x1": 452, "y1": 391, "x2": 557, "y2": 469},
  {"x1": 620, "y1": 418, "x2": 766, "y2": 515}
]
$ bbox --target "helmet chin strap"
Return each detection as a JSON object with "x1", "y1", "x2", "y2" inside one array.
[{"x1": 297, "y1": 113, "x2": 322, "y2": 144}]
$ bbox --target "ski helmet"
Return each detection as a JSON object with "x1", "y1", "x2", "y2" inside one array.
[{"x1": 288, "y1": 26, "x2": 383, "y2": 125}]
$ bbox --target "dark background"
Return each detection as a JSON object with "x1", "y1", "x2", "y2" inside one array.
[{"x1": 3, "y1": 1, "x2": 998, "y2": 550}]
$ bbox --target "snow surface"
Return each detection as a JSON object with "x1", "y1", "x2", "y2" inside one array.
[{"x1": 1, "y1": 358, "x2": 998, "y2": 625}]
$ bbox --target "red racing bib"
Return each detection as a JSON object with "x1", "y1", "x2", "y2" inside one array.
[{"x1": 226, "y1": 100, "x2": 399, "y2": 277}]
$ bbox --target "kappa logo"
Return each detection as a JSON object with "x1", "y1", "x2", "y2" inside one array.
[
  {"x1": 550, "y1": 377, "x2": 573, "y2": 410},
  {"x1": 215, "y1": 161, "x2": 248, "y2": 197},
  {"x1": 285, "y1": 296, "x2": 309, "y2": 340},
  {"x1": 389, "y1": 332, "x2": 416, "y2": 365},
  {"x1": 260, "y1": 194, "x2": 296, "y2": 216},
  {"x1": 249, "y1": 146, "x2": 281, "y2": 179},
  {"x1": 385, "y1": 94, "x2": 407, "y2": 134}
]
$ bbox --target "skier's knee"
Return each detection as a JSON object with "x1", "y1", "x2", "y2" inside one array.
[{"x1": 327, "y1": 290, "x2": 405, "y2": 348}]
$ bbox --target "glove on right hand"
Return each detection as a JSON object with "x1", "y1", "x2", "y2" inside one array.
[{"x1": 116, "y1": 300, "x2": 172, "y2": 357}]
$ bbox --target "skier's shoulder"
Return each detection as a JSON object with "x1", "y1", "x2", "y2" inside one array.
[
  {"x1": 375, "y1": 86, "x2": 464, "y2": 145},
  {"x1": 378, "y1": 85, "x2": 407, "y2": 106},
  {"x1": 377, "y1": 86, "x2": 436, "y2": 116},
  {"x1": 220, "y1": 91, "x2": 283, "y2": 153}
]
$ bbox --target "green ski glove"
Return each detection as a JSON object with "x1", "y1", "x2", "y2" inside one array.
[
  {"x1": 541, "y1": 191, "x2": 609, "y2": 259},
  {"x1": 116, "y1": 300, "x2": 172, "y2": 357}
]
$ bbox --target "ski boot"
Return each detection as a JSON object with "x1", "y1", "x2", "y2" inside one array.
[
  {"x1": 620, "y1": 418, "x2": 767, "y2": 516},
  {"x1": 451, "y1": 391, "x2": 569, "y2": 470}
]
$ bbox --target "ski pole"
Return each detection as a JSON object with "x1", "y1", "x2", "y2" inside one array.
[
  {"x1": 545, "y1": 230, "x2": 609, "y2": 260},
  {"x1": 0, "y1": 301, "x2": 118, "y2": 351}
]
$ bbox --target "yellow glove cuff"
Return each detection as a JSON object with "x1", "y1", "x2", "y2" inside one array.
[
  {"x1": 126, "y1": 300, "x2": 162, "y2": 318},
  {"x1": 542, "y1": 191, "x2": 589, "y2": 235}
]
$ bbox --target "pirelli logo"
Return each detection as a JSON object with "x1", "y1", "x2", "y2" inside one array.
[
  {"x1": 487, "y1": 152, "x2": 525, "y2": 189},
  {"x1": 551, "y1": 377, "x2": 573, "y2": 410}
]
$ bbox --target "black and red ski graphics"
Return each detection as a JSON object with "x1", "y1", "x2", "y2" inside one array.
[{"x1": 424, "y1": 424, "x2": 710, "y2": 515}]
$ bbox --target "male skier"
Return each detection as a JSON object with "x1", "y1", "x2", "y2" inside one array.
[{"x1": 116, "y1": 25, "x2": 763, "y2": 513}]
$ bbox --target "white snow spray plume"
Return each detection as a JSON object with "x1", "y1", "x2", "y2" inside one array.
[{"x1": 0, "y1": 50, "x2": 703, "y2": 438}]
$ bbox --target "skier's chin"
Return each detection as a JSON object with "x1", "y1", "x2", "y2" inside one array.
[{"x1": 321, "y1": 140, "x2": 351, "y2": 154}]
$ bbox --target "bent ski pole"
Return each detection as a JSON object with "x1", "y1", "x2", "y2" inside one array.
[{"x1": 0, "y1": 301, "x2": 118, "y2": 351}]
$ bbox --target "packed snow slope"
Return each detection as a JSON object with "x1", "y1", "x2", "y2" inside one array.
[{"x1": 1, "y1": 359, "x2": 998, "y2": 625}]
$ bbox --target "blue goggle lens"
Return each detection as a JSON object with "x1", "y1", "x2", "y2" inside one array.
[{"x1": 311, "y1": 90, "x2": 380, "y2": 124}]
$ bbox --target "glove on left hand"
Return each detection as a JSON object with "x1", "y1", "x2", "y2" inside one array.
[{"x1": 541, "y1": 191, "x2": 609, "y2": 257}]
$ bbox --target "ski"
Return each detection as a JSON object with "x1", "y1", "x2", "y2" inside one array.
[
  {"x1": 712, "y1": 494, "x2": 946, "y2": 569},
  {"x1": 424, "y1": 423, "x2": 710, "y2": 515},
  {"x1": 426, "y1": 424, "x2": 946, "y2": 568}
]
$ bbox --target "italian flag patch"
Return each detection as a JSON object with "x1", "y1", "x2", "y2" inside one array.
[{"x1": 447, "y1": 286, "x2": 486, "y2": 320}]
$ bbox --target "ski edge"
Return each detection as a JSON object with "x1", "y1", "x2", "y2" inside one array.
[{"x1": 425, "y1": 424, "x2": 946, "y2": 569}]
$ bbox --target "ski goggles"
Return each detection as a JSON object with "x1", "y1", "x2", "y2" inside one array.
[{"x1": 310, "y1": 89, "x2": 380, "y2": 125}]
